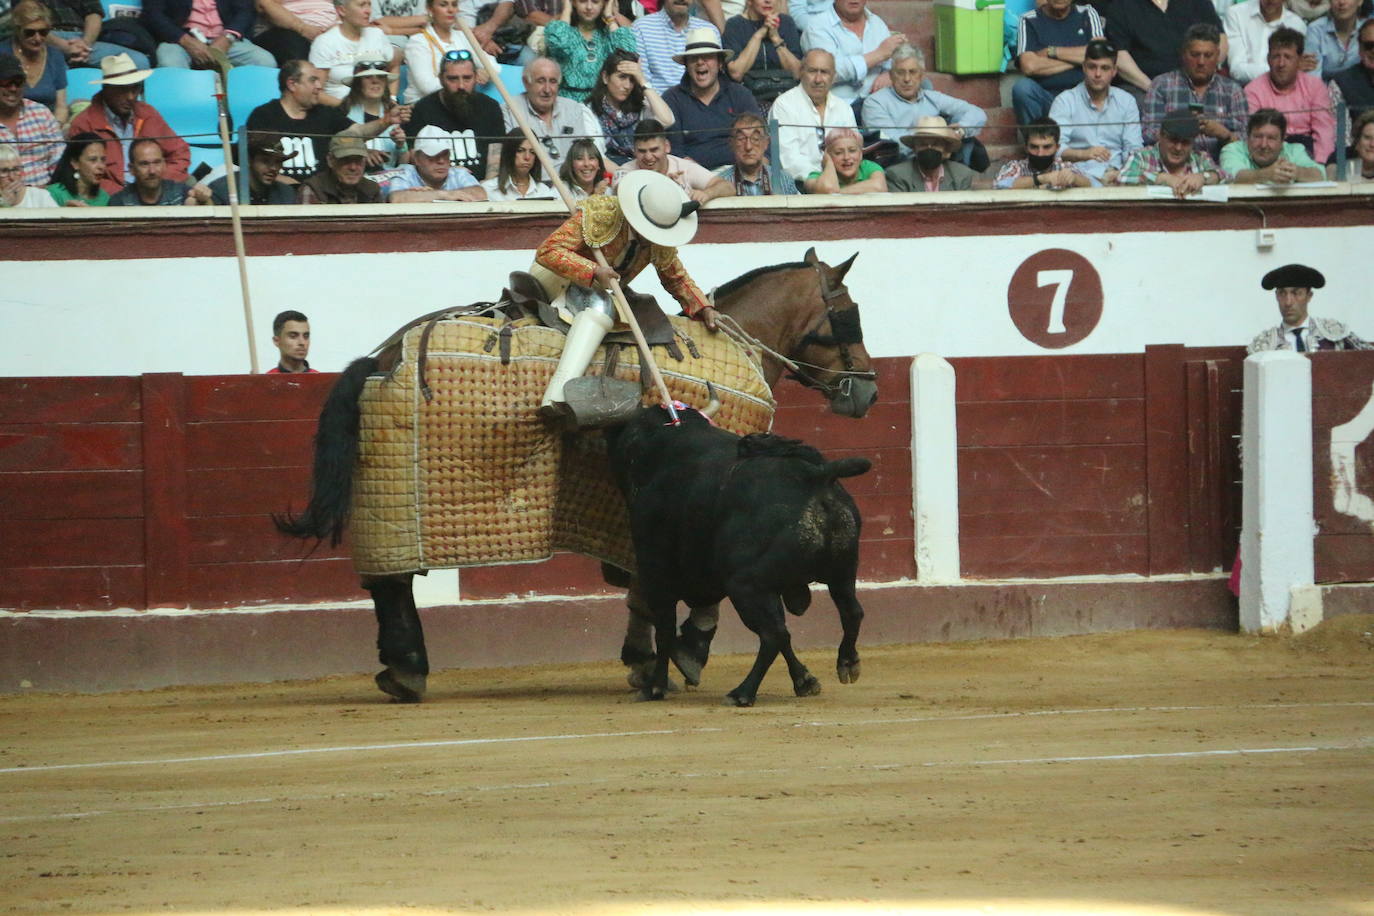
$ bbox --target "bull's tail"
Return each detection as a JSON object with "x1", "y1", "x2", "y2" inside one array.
[
  {"x1": 273, "y1": 356, "x2": 379, "y2": 546},
  {"x1": 821, "y1": 457, "x2": 872, "y2": 480}
]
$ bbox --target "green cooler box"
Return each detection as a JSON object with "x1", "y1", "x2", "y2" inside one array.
[{"x1": 934, "y1": 0, "x2": 1006, "y2": 75}]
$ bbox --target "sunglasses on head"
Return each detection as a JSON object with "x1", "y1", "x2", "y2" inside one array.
[
  {"x1": 1362, "y1": 39, "x2": 1374, "y2": 51},
  {"x1": 444, "y1": 49, "x2": 474, "y2": 61},
  {"x1": 22, "y1": 26, "x2": 51, "y2": 37}
]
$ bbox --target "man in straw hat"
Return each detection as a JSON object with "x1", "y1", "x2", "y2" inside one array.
[
  {"x1": 1247, "y1": 264, "x2": 1370, "y2": 354},
  {"x1": 0, "y1": 52, "x2": 63, "y2": 186},
  {"x1": 884, "y1": 115, "x2": 975, "y2": 192},
  {"x1": 662, "y1": 26, "x2": 760, "y2": 170},
  {"x1": 531, "y1": 168, "x2": 717, "y2": 421},
  {"x1": 68, "y1": 52, "x2": 191, "y2": 194},
  {"x1": 631, "y1": 0, "x2": 720, "y2": 93}
]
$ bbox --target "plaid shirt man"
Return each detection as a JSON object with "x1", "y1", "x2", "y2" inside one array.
[
  {"x1": 1116, "y1": 145, "x2": 1231, "y2": 183},
  {"x1": 994, "y1": 153, "x2": 1087, "y2": 188},
  {"x1": 1142, "y1": 70, "x2": 1249, "y2": 161},
  {"x1": 0, "y1": 99, "x2": 64, "y2": 186}
]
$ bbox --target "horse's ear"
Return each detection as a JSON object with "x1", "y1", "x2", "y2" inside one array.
[
  {"x1": 804, "y1": 246, "x2": 818, "y2": 265},
  {"x1": 834, "y1": 252, "x2": 859, "y2": 281}
]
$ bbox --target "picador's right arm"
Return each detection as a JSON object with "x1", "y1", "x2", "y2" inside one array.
[{"x1": 535, "y1": 209, "x2": 599, "y2": 289}]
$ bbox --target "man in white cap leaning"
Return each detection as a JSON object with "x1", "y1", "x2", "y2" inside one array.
[
  {"x1": 531, "y1": 168, "x2": 717, "y2": 424},
  {"x1": 1247, "y1": 263, "x2": 1371, "y2": 353},
  {"x1": 884, "y1": 116, "x2": 976, "y2": 192}
]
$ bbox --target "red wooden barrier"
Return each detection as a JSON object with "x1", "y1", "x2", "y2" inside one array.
[{"x1": 1311, "y1": 351, "x2": 1374, "y2": 583}]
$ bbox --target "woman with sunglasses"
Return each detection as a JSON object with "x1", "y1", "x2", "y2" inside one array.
[
  {"x1": 403, "y1": 0, "x2": 485, "y2": 103},
  {"x1": 481, "y1": 127, "x2": 557, "y2": 200},
  {"x1": 588, "y1": 49, "x2": 674, "y2": 163},
  {"x1": 344, "y1": 61, "x2": 410, "y2": 169},
  {"x1": 558, "y1": 137, "x2": 611, "y2": 198},
  {"x1": 46, "y1": 131, "x2": 109, "y2": 206},
  {"x1": 10, "y1": 1, "x2": 67, "y2": 124},
  {"x1": 544, "y1": 0, "x2": 637, "y2": 101},
  {"x1": 311, "y1": 0, "x2": 398, "y2": 104}
]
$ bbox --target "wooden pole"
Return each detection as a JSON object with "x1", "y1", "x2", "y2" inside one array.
[
  {"x1": 214, "y1": 72, "x2": 260, "y2": 375},
  {"x1": 454, "y1": 26, "x2": 680, "y2": 424}
]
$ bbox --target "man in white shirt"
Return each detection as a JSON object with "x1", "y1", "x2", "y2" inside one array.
[
  {"x1": 769, "y1": 48, "x2": 856, "y2": 181},
  {"x1": 1224, "y1": 0, "x2": 1307, "y2": 83},
  {"x1": 614, "y1": 118, "x2": 734, "y2": 203},
  {"x1": 497, "y1": 56, "x2": 605, "y2": 175},
  {"x1": 800, "y1": 0, "x2": 906, "y2": 103}
]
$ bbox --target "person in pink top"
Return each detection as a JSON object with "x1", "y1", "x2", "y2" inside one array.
[
  {"x1": 1244, "y1": 26, "x2": 1335, "y2": 162},
  {"x1": 613, "y1": 117, "x2": 734, "y2": 203}
]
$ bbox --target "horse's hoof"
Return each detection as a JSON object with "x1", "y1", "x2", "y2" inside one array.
[
  {"x1": 626, "y1": 667, "x2": 649, "y2": 689},
  {"x1": 375, "y1": 668, "x2": 426, "y2": 703},
  {"x1": 671, "y1": 623, "x2": 715, "y2": 687},
  {"x1": 636, "y1": 685, "x2": 669, "y2": 702},
  {"x1": 837, "y1": 658, "x2": 861, "y2": 684},
  {"x1": 723, "y1": 691, "x2": 755, "y2": 708},
  {"x1": 794, "y1": 673, "x2": 822, "y2": 697}
]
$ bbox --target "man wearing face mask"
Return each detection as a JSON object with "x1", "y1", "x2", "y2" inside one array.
[
  {"x1": 884, "y1": 115, "x2": 975, "y2": 192},
  {"x1": 994, "y1": 116, "x2": 1091, "y2": 188}
]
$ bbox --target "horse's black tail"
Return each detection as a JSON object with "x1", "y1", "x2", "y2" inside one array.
[{"x1": 273, "y1": 356, "x2": 378, "y2": 546}]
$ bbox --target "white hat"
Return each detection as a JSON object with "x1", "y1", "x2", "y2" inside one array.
[
  {"x1": 412, "y1": 125, "x2": 454, "y2": 158},
  {"x1": 617, "y1": 170, "x2": 699, "y2": 248},
  {"x1": 92, "y1": 52, "x2": 152, "y2": 86},
  {"x1": 343, "y1": 61, "x2": 391, "y2": 84},
  {"x1": 901, "y1": 115, "x2": 962, "y2": 153},
  {"x1": 671, "y1": 28, "x2": 734, "y2": 64}
]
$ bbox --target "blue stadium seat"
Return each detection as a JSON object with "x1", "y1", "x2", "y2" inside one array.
[
  {"x1": 144, "y1": 68, "x2": 220, "y2": 145},
  {"x1": 189, "y1": 145, "x2": 225, "y2": 175},
  {"x1": 226, "y1": 65, "x2": 280, "y2": 128},
  {"x1": 479, "y1": 63, "x2": 525, "y2": 102},
  {"x1": 66, "y1": 68, "x2": 101, "y2": 104},
  {"x1": 100, "y1": 0, "x2": 141, "y2": 16}
]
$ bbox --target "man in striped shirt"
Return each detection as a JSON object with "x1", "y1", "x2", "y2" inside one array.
[
  {"x1": 632, "y1": 0, "x2": 719, "y2": 93},
  {"x1": 0, "y1": 53, "x2": 62, "y2": 186}
]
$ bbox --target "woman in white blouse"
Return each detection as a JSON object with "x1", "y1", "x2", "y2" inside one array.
[
  {"x1": 310, "y1": 0, "x2": 400, "y2": 103},
  {"x1": 402, "y1": 0, "x2": 486, "y2": 103},
  {"x1": 481, "y1": 129, "x2": 557, "y2": 200}
]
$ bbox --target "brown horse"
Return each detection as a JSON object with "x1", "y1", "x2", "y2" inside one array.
[{"x1": 276, "y1": 248, "x2": 877, "y2": 702}]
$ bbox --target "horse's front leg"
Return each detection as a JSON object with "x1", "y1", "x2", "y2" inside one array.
[
  {"x1": 639, "y1": 589, "x2": 679, "y2": 702},
  {"x1": 620, "y1": 582, "x2": 657, "y2": 689},
  {"x1": 363, "y1": 572, "x2": 428, "y2": 703},
  {"x1": 672, "y1": 603, "x2": 719, "y2": 687}
]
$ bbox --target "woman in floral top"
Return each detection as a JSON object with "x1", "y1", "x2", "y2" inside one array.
[
  {"x1": 587, "y1": 49, "x2": 675, "y2": 163},
  {"x1": 543, "y1": 0, "x2": 637, "y2": 101}
]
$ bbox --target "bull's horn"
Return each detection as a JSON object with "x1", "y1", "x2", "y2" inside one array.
[{"x1": 701, "y1": 382, "x2": 722, "y2": 419}]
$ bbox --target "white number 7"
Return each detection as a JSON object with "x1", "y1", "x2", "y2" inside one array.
[{"x1": 1036, "y1": 269, "x2": 1075, "y2": 334}]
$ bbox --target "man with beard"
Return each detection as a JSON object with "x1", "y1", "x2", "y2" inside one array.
[
  {"x1": 994, "y1": 116, "x2": 1091, "y2": 188},
  {"x1": 1245, "y1": 27, "x2": 1335, "y2": 163},
  {"x1": 1247, "y1": 264, "x2": 1370, "y2": 353},
  {"x1": 1118, "y1": 107, "x2": 1228, "y2": 196},
  {"x1": 884, "y1": 116, "x2": 975, "y2": 192},
  {"x1": 207, "y1": 133, "x2": 299, "y2": 205},
  {"x1": 1142, "y1": 23, "x2": 1248, "y2": 164},
  {"x1": 108, "y1": 138, "x2": 212, "y2": 205},
  {"x1": 1221, "y1": 108, "x2": 1325, "y2": 182},
  {"x1": 497, "y1": 56, "x2": 604, "y2": 178},
  {"x1": 1049, "y1": 39, "x2": 1142, "y2": 185},
  {"x1": 408, "y1": 51, "x2": 505, "y2": 177},
  {"x1": 663, "y1": 28, "x2": 761, "y2": 170}
]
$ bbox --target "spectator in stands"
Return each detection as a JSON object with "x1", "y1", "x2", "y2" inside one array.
[
  {"x1": 402, "y1": 0, "x2": 479, "y2": 104},
  {"x1": 310, "y1": 0, "x2": 397, "y2": 103},
  {"x1": 297, "y1": 132, "x2": 382, "y2": 201},
  {"x1": 559, "y1": 135, "x2": 611, "y2": 197},
  {"x1": 545, "y1": 0, "x2": 636, "y2": 101},
  {"x1": 1328, "y1": 18, "x2": 1374, "y2": 127},
  {"x1": 1287, "y1": 0, "x2": 1333, "y2": 22},
  {"x1": 246, "y1": 60, "x2": 404, "y2": 180},
  {"x1": 1222, "y1": 106, "x2": 1326, "y2": 180},
  {"x1": 631, "y1": 0, "x2": 717, "y2": 93},
  {"x1": 384, "y1": 122, "x2": 486, "y2": 199},
  {"x1": 142, "y1": 0, "x2": 275, "y2": 69},
  {"x1": 800, "y1": 0, "x2": 904, "y2": 106},
  {"x1": 804, "y1": 124, "x2": 883, "y2": 191},
  {"x1": 616, "y1": 116, "x2": 733, "y2": 200},
  {"x1": 269, "y1": 310, "x2": 319, "y2": 372},
  {"x1": 995, "y1": 115, "x2": 1091, "y2": 188},
  {"x1": 1143, "y1": 23, "x2": 1247, "y2": 163},
  {"x1": 0, "y1": 138, "x2": 55, "y2": 204},
  {"x1": 1049, "y1": 39, "x2": 1142, "y2": 185},
  {"x1": 254, "y1": 0, "x2": 339, "y2": 65},
  {"x1": 1225, "y1": 0, "x2": 1308, "y2": 83},
  {"x1": 864, "y1": 43, "x2": 987, "y2": 170},
  {"x1": 207, "y1": 131, "x2": 298, "y2": 203},
  {"x1": 1346, "y1": 107, "x2": 1374, "y2": 180},
  {"x1": 458, "y1": 0, "x2": 518, "y2": 57},
  {"x1": 1011, "y1": 0, "x2": 1106, "y2": 128},
  {"x1": 712, "y1": 108, "x2": 796, "y2": 192},
  {"x1": 371, "y1": 0, "x2": 431, "y2": 55},
  {"x1": 407, "y1": 50, "x2": 504, "y2": 176},
  {"x1": 884, "y1": 115, "x2": 975, "y2": 192},
  {"x1": 1247, "y1": 263, "x2": 1371, "y2": 353},
  {"x1": 0, "y1": 51, "x2": 61, "y2": 185},
  {"x1": 1245, "y1": 27, "x2": 1335, "y2": 161},
  {"x1": 68, "y1": 54, "x2": 191, "y2": 193},
  {"x1": 10, "y1": 2, "x2": 67, "y2": 123},
  {"x1": 343, "y1": 60, "x2": 408, "y2": 170},
  {"x1": 46, "y1": 129, "x2": 107, "y2": 204},
  {"x1": 786, "y1": 0, "x2": 831, "y2": 36},
  {"x1": 44, "y1": 0, "x2": 150, "y2": 69},
  {"x1": 1118, "y1": 107, "x2": 1228, "y2": 195},
  {"x1": 480, "y1": 126, "x2": 556, "y2": 198},
  {"x1": 662, "y1": 28, "x2": 760, "y2": 169},
  {"x1": 1308, "y1": 0, "x2": 1363, "y2": 78},
  {"x1": 500, "y1": 56, "x2": 604, "y2": 172},
  {"x1": 722, "y1": 0, "x2": 801, "y2": 112},
  {"x1": 1106, "y1": 0, "x2": 1226, "y2": 93},
  {"x1": 589, "y1": 49, "x2": 674, "y2": 164},
  {"x1": 109, "y1": 136, "x2": 213, "y2": 204},
  {"x1": 770, "y1": 47, "x2": 854, "y2": 181}
]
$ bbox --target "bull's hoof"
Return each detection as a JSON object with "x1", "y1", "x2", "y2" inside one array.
[
  {"x1": 724, "y1": 690, "x2": 755, "y2": 708},
  {"x1": 625, "y1": 663, "x2": 651, "y2": 689},
  {"x1": 837, "y1": 657, "x2": 861, "y2": 684},
  {"x1": 375, "y1": 668, "x2": 426, "y2": 703},
  {"x1": 793, "y1": 673, "x2": 822, "y2": 697},
  {"x1": 671, "y1": 623, "x2": 716, "y2": 687},
  {"x1": 636, "y1": 685, "x2": 669, "y2": 702}
]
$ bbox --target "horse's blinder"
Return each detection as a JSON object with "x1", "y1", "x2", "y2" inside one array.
[{"x1": 789, "y1": 264, "x2": 877, "y2": 396}]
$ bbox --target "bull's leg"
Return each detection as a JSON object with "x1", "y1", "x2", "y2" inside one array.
[
  {"x1": 671, "y1": 603, "x2": 719, "y2": 687},
  {"x1": 828, "y1": 577, "x2": 865, "y2": 685},
  {"x1": 364, "y1": 573, "x2": 429, "y2": 703},
  {"x1": 725, "y1": 591, "x2": 816, "y2": 706},
  {"x1": 640, "y1": 593, "x2": 679, "y2": 702}
]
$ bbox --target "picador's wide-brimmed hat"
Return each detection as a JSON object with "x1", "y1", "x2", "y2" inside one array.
[
  {"x1": 92, "y1": 52, "x2": 152, "y2": 86},
  {"x1": 617, "y1": 170, "x2": 700, "y2": 248},
  {"x1": 1262, "y1": 263, "x2": 1325, "y2": 290},
  {"x1": 901, "y1": 115, "x2": 962, "y2": 154},
  {"x1": 672, "y1": 28, "x2": 734, "y2": 64}
]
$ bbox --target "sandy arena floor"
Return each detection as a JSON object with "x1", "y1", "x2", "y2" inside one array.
[{"x1": 1, "y1": 621, "x2": 1371, "y2": 916}]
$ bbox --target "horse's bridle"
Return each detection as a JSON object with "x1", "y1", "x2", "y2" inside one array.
[{"x1": 785, "y1": 262, "x2": 878, "y2": 400}]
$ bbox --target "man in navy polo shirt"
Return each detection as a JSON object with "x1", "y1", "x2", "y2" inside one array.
[
  {"x1": 663, "y1": 27, "x2": 763, "y2": 170},
  {"x1": 1012, "y1": 0, "x2": 1106, "y2": 128}
]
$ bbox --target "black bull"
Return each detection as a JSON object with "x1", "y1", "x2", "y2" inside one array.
[{"x1": 607, "y1": 405, "x2": 870, "y2": 706}]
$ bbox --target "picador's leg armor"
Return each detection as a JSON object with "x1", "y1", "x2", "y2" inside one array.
[{"x1": 540, "y1": 307, "x2": 614, "y2": 408}]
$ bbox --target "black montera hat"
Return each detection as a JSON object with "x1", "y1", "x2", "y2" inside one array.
[{"x1": 1261, "y1": 263, "x2": 1325, "y2": 290}]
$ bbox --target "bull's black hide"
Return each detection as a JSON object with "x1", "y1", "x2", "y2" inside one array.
[{"x1": 606, "y1": 406, "x2": 869, "y2": 706}]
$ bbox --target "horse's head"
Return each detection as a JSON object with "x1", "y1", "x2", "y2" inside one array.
[{"x1": 795, "y1": 247, "x2": 878, "y2": 419}]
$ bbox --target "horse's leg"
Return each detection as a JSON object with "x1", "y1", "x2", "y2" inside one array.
[
  {"x1": 620, "y1": 582, "x2": 657, "y2": 689},
  {"x1": 363, "y1": 572, "x2": 429, "y2": 703},
  {"x1": 829, "y1": 576, "x2": 864, "y2": 685},
  {"x1": 639, "y1": 590, "x2": 679, "y2": 702},
  {"x1": 671, "y1": 603, "x2": 719, "y2": 687}
]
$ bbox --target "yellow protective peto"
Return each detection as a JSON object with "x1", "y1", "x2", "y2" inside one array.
[{"x1": 349, "y1": 314, "x2": 776, "y2": 576}]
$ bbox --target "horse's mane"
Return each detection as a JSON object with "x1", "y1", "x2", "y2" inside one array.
[
  {"x1": 713, "y1": 261, "x2": 810, "y2": 301},
  {"x1": 737, "y1": 433, "x2": 825, "y2": 464}
]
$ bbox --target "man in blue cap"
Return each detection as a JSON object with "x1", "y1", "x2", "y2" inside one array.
[{"x1": 1247, "y1": 263, "x2": 1371, "y2": 353}]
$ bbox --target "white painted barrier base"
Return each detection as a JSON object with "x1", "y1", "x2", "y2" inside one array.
[{"x1": 910, "y1": 354, "x2": 960, "y2": 583}]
